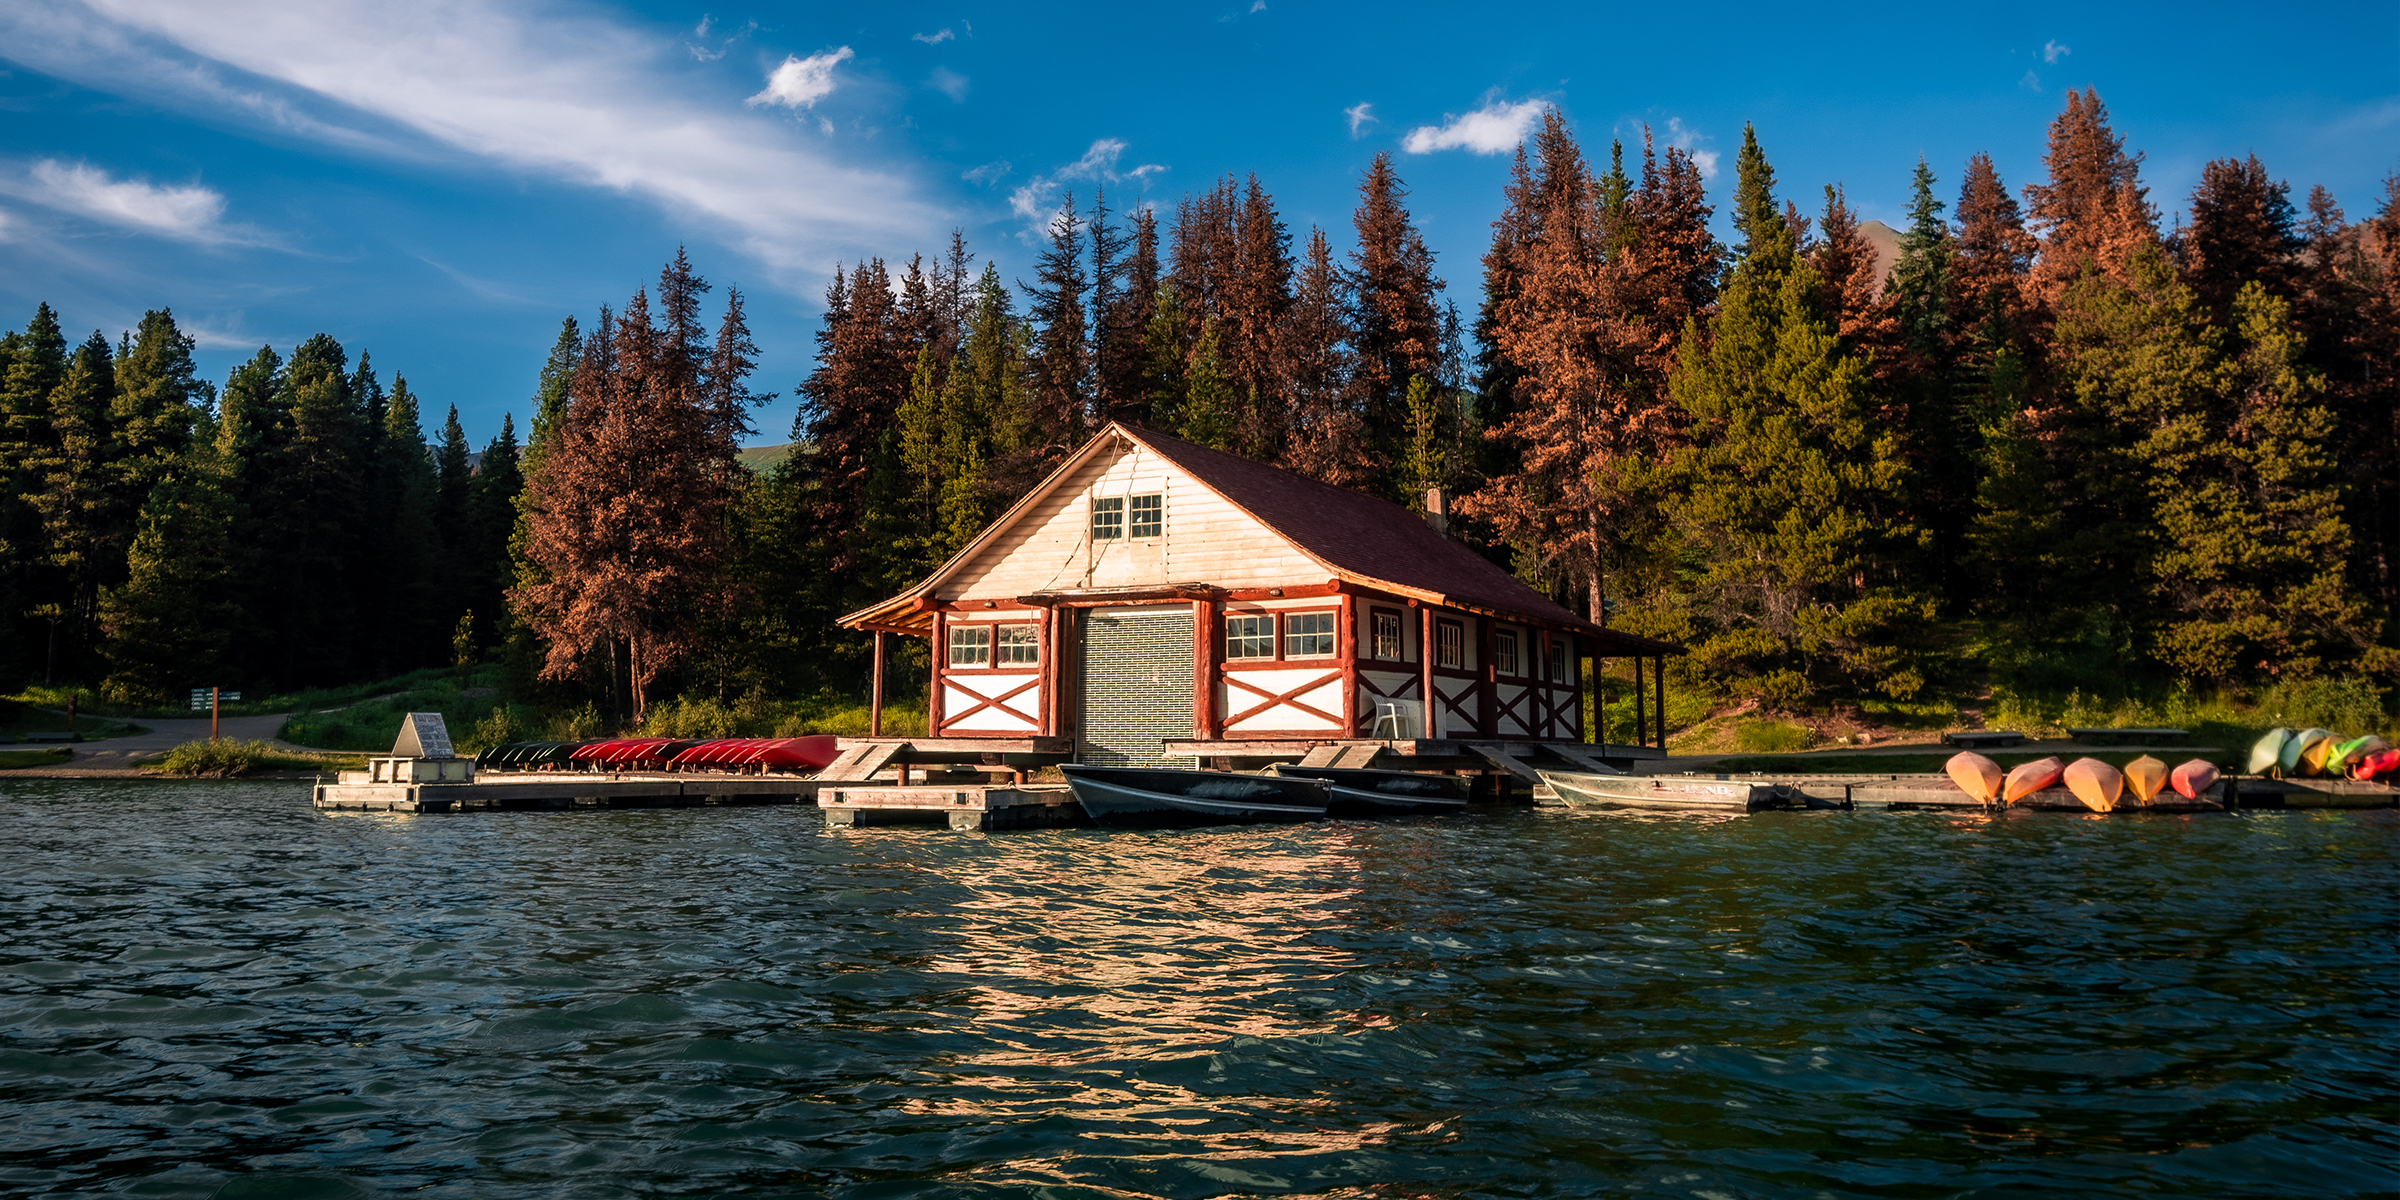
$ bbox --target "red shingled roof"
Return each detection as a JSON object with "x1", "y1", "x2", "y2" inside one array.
[{"x1": 1120, "y1": 426, "x2": 1678, "y2": 655}]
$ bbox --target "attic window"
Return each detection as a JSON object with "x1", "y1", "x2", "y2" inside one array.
[
  {"x1": 1091, "y1": 496, "x2": 1124, "y2": 540},
  {"x1": 1129, "y1": 493, "x2": 1163, "y2": 538}
]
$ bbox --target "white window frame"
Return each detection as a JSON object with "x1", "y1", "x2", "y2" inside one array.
[
  {"x1": 1372, "y1": 609, "x2": 1403, "y2": 661},
  {"x1": 948, "y1": 625, "x2": 991, "y2": 667},
  {"x1": 997, "y1": 624, "x2": 1039, "y2": 666},
  {"x1": 1284, "y1": 611, "x2": 1336, "y2": 658},
  {"x1": 1495, "y1": 629, "x2": 1520, "y2": 677},
  {"x1": 1225, "y1": 614, "x2": 1275, "y2": 660}
]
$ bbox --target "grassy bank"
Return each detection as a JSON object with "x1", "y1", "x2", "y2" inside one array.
[{"x1": 0, "y1": 747, "x2": 72, "y2": 769}]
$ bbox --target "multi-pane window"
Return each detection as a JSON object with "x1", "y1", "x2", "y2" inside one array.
[
  {"x1": 1226, "y1": 614, "x2": 1275, "y2": 659},
  {"x1": 1549, "y1": 640, "x2": 1569, "y2": 682},
  {"x1": 1129, "y1": 493, "x2": 1163, "y2": 538},
  {"x1": 1285, "y1": 612, "x2": 1335, "y2": 657},
  {"x1": 1495, "y1": 630, "x2": 1520, "y2": 676},
  {"x1": 1436, "y1": 619, "x2": 1464, "y2": 669},
  {"x1": 948, "y1": 625, "x2": 991, "y2": 666},
  {"x1": 1372, "y1": 610, "x2": 1403, "y2": 661},
  {"x1": 1091, "y1": 496, "x2": 1124, "y2": 540},
  {"x1": 998, "y1": 625, "x2": 1039, "y2": 665}
]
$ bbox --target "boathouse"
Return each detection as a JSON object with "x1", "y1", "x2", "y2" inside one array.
[{"x1": 839, "y1": 423, "x2": 1683, "y2": 774}]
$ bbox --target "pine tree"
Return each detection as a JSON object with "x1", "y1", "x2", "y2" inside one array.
[
  {"x1": 1951, "y1": 153, "x2": 2037, "y2": 328},
  {"x1": 2183, "y1": 154, "x2": 2301, "y2": 315},
  {"x1": 261, "y1": 333, "x2": 366, "y2": 684},
  {"x1": 1663, "y1": 131, "x2": 1934, "y2": 702},
  {"x1": 1281, "y1": 227, "x2": 1364, "y2": 486},
  {"x1": 22, "y1": 330, "x2": 122, "y2": 682},
  {"x1": 470, "y1": 412, "x2": 523, "y2": 645},
  {"x1": 435, "y1": 404, "x2": 474, "y2": 549},
  {"x1": 97, "y1": 448, "x2": 245, "y2": 704},
  {"x1": 1021, "y1": 194, "x2": 1091, "y2": 462},
  {"x1": 1810, "y1": 184, "x2": 1887, "y2": 347},
  {"x1": 1345, "y1": 152, "x2": 1444, "y2": 488},
  {"x1": 1178, "y1": 316, "x2": 1236, "y2": 450},
  {"x1": 1140, "y1": 285, "x2": 1189, "y2": 430},
  {"x1": 2025, "y1": 88, "x2": 2159, "y2": 305},
  {"x1": 1096, "y1": 206, "x2": 1156, "y2": 428},
  {"x1": 1225, "y1": 175, "x2": 1293, "y2": 460},
  {"x1": 374, "y1": 377, "x2": 444, "y2": 672}
]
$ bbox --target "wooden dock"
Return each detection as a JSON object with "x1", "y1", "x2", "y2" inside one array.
[
  {"x1": 820, "y1": 784, "x2": 1085, "y2": 831},
  {"x1": 312, "y1": 772, "x2": 823, "y2": 812}
]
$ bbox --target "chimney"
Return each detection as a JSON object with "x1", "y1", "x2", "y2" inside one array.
[{"x1": 1423, "y1": 486, "x2": 1448, "y2": 536}]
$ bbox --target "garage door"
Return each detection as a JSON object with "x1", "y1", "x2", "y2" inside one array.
[{"x1": 1077, "y1": 609, "x2": 1195, "y2": 767}]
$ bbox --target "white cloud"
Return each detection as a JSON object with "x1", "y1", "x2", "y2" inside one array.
[
  {"x1": 1665, "y1": 117, "x2": 1719, "y2": 180},
  {"x1": 1250, "y1": 1, "x2": 1267, "y2": 10},
  {"x1": 1006, "y1": 139, "x2": 1163, "y2": 233},
  {"x1": 0, "y1": 2, "x2": 936, "y2": 276},
  {"x1": 1401, "y1": 96, "x2": 1547, "y2": 155},
  {"x1": 2020, "y1": 68, "x2": 2043, "y2": 91},
  {"x1": 0, "y1": 206, "x2": 15, "y2": 242},
  {"x1": 928, "y1": 67, "x2": 968, "y2": 102},
  {"x1": 0, "y1": 159, "x2": 255, "y2": 244},
  {"x1": 1345, "y1": 101, "x2": 1375, "y2": 137},
  {"x1": 2043, "y1": 39, "x2": 2070, "y2": 64},
  {"x1": 749, "y1": 46, "x2": 853, "y2": 110},
  {"x1": 962, "y1": 160, "x2": 1011, "y2": 185},
  {"x1": 913, "y1": 28, "x2": 954, "y2": 44}
]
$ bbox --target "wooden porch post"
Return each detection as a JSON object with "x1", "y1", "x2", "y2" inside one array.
[
  {"x1": 1336, "y1": 595, "x2": 1359, "y2": 737},
  {"x1": 1653, "y1": 654, "x2": 1668, "y2": 750},
  {"x1": 870, "y1": 630, "x2": 886, "y2": 737},
  {"x1": 1633, "y1": 655, "x2": 1648, "y2": 747},
  {"x1": 1478, "y1": 618, "x2": 1496, "y2": 739},
  {"x1": 1419, "y1": 605, "x2": 1436, "y2": 740},
  {"x1": 929, "y1": 611, "x2": 947, "y2": 737},
  {"x1": 1193, "y1": 598, "x2": 1221, "y2": 741}
]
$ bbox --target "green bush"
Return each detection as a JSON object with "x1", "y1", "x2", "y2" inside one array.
[
  {"x1": 158, "y1": 738, "x2": 273, "y2": 777},
  {"x1": 1733, "y1": 720, "x2": 1815, "y2": 753},
  {"x1": 2262, "y1": 676, "x2": 2389, "y2": 736}
]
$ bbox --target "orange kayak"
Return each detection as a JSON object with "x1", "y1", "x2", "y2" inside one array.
[
  {"x1": 1945, "y1": 751, "x2": 2004, "y2": 805},
  {"x1": 2171, "y1": 759, "x2": 2221, "y2": 800},
  {"x1": 2123, "y1": 755, "x2": 2169, "y2": 806},
  {"x1": 2003, "y1": 756, "x2": 2066, "y2": 804},
  {"x1": 2062, "y1": 758, "x2": 2123, "y2": 812}
]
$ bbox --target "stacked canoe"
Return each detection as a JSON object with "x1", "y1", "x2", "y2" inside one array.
[
  {"x1": 478, "y1": 736, "x2": 842, "y2": 773},
  {"x1": 2246, "y1": 727, "x2": 2393, "y2": 781},
  {"x1": 1943, "y1": 750, "x2": 2223, "y2": 812}
]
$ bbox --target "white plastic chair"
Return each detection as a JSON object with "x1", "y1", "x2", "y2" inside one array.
[{"x1": 1372, "y1": 699, "x2": 1422, "y2": 741}]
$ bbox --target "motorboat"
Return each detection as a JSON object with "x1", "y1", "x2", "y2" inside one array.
[
  {"x1": 1268, "y1": 765, "x2": 1471, "y2": 815},
  {"x1": 1060, "y1": 764, "x2": 1331, "y2": 825}
]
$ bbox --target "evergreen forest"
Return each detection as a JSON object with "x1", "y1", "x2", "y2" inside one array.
[{"x1": 4, "y1": 90, "x2": 2394, "y2": 743}]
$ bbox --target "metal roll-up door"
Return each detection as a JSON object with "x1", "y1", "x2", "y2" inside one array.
[{"x1": 1077, "y1": 609, "x2": 1195, "y2": 767}]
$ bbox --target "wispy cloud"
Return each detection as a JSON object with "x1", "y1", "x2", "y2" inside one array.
[
  {"x1": 0, "y1": 159, "x2": 259, "y2": 245},
  {"x1": 1250, "y1": 1, "x2": 1267, "y2": 11},
  {"x1": 913, "y1": 27, "x2": 954, "y2": 45},
  {"x1": 749, "y1": 47, "x2": 853, "y2": 110},
  {"x1": 0, "y1": 2, "x2": 936, "y2": 276},
  {"x1": 1401, "y1": 95, "x2": 1547, "y2": 155},
  {"x1": 963, "y1": 160, "x2": 1011, "y2": 185},
  {"x1": 928, "y1": 67, "x2": 968, "y2": 102},
  {"x1": 1665, "y1": 117, "x2": 1719, "y2": 180},
  {"x1": 2020, "y1": 68, "x2": 2044, "y2": 91},
  {"x1": 1006, "y1": 139, "x2": 1163, "y2": 231},
  {"x1": 1345, "y1": 102, "x2": 1375, "y2": 138},
  {"x1": 2043, "y1": 39, "x2": 2070, "y2": 64},
  {"x1": 685, "y1": 14, "x2": 753, "y2": 62},
  {"x1": 0, "y1": 206, "x2": 16, "y2": 242}
]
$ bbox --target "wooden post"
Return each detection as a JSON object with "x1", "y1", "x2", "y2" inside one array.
[
  {"x1": 1633, "y1": 656, "x2": 1648, "y2": 747},
  {"x1": 869, "y1": 632, "x2": 886, "y2": 737},
  {"x1": 1192, "y1": 598, "x2": 1221, "y2": 741},
  {"x1": 1419, "y1": 605, "x2": 1436, "y2": 740},
  {"x1": 1653, "y1": 654, "x2": 1668, "y2": 750},
  {"x1": 929, "y1": 611, "x2": 947, "y2": 737},
  {"x1": 1336, "y1": 595, "x2": 1358, "y2": 737},
  {"x1": 210, "y1": 686, "x2": 220, "y2": 742},
  {"x1": 1478, "y1": 618, "x2": 1496, "y2": 739}
]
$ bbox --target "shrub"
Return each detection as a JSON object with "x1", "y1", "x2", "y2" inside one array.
[
  {"x1": 157, "y1": 738, "x2": 272, "y2": 777},
  {"x1": 552, "y1": 702, "x2": 603, "y2": 741},
  {"x1": 2262, "y1": 676, "x2": 2389, "y2": 735}
]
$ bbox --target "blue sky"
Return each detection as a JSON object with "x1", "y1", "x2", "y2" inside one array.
[{"x1": 2, "y1": 1, "x2": 2393, "y2": 448}]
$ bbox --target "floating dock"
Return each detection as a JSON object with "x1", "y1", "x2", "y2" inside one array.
[
  {"x1": 312, "y1": 771, "x2": 824, "y2": 812},
  {"x1": 820, "y1": 784, "x2": 1084, "y2": 830}
]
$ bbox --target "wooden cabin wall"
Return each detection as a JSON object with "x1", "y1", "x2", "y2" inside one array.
[
  {"x1": 1212, "y1": 595, "x2": 1347, "y2": 738},
  {"x1": 931, "y1": 605, "x2": 1047, "y2": 737},
  {"x1": 943, "y1": 447, "x2": 1323, "y2": 600}
]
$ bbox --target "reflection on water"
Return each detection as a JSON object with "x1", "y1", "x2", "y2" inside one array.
[{"x1": 2, "y1": 780, "x2": 2395, "y2": 1198}]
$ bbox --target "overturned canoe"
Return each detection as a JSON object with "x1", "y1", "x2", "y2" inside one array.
[
  {"x1": 1061, "y1": 764, "x2": 1330, "y2": 825},
  {"x1": 2003, "y1": 756, "x2": 2066, "y2": 805},
  {"x1": 2062, "y1": 758, "x2": 2124, "y2": 812},
  {"x1": 2285, "y1": 729, "x2": 2333, "y2": 776},
  {"x1": 2123, "y1": 755, "x2": 2170, "y2": 806},
  {"x1": 1944, "y1": 751, "x2": 2004, "y2": 806},
  {"x1": 2248, "y1": 728, "x2": 2292, "y2": 776},
  {"x1": 1268, "y1": 765, "x2": 1471, "y2": 814},
  {"x1": 2171, "y1": 759, "x2": 2221, "y2": 801}
]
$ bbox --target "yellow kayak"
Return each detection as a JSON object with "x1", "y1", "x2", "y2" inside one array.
[
  {"x1": 2123, "y1": 755, "x2": 2169, "y2": 806},
  {"x1": 2285, "y1": 728, "x2": 2333, "y2": 776}
]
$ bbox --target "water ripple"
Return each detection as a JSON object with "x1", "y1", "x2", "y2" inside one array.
[{"x1": 0, "y1": 782, "x2": 2394, "y2": 1197}]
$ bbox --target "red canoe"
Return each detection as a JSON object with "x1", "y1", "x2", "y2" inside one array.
[
  {"x1": 667, "y1": 736, "x2": 840, "y2": 771},
  {"x1": 569, "y1": 737, "x2": 698, "y2": 767}
]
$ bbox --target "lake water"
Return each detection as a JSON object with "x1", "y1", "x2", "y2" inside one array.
[{"x1": 2, "y1": 780, "x2": 2394, "y2": 1198}]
